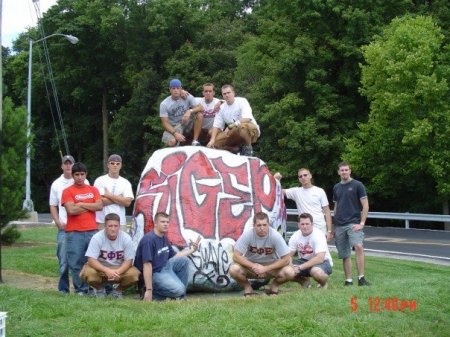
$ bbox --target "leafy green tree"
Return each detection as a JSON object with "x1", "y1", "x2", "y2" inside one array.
[
  {"x1": 0, "y1": 97, "x2": 27, "y2": 240},
  {"x1": 234, "y1": 0, "x2": 413, "y2": 191},
  {"x1": 345, "y1": 15, "x2": 450, "y2": 213}
]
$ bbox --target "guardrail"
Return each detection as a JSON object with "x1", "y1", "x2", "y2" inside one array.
[{"x1": 286, "y1": 209, "x2": 450, "y2": 229}]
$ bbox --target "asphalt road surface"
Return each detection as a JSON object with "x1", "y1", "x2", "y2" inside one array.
[{"x1": 36, "y1": 214, "x2": 450, "y2": 265}]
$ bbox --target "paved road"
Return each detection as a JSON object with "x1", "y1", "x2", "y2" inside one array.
[
  {"x1": 286, "y1": 222, "x2": 450, "y2": 266},
  {"x1": 35, "y1": 214, "x2": 450, "y2": 265}
]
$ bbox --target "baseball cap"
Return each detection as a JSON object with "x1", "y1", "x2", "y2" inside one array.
[
  {"x1": 169, "y1": 79, "x2": 182, "y2": 88},
  {"x1": 61, "y1": 155, "x2": 75, "y2": 164},
  {"x1": 108, "y1": 154, "x2": 122, "y2": 163}
]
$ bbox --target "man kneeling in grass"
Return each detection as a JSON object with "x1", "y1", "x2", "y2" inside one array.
[
  {"x1": 229, "y1": 211, "x2": 295, "y2": 297},
  {"x1": 288, "y1": 213, "x2": 333, "y2": 289},
  {"x1": 80, "y1": 213, "x2": 140, "y2": 298}
]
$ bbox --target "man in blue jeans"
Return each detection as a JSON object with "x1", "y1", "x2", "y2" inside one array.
[
  {"x1": 62, "y1": 162, "x2": 103, "y2": 295},
  {"x1": 134, "y1": 212, "x2": 201, "y2": 301}
]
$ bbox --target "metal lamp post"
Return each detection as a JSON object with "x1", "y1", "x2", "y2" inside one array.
[{"x1": 23, "y1": 33, "x2": 79, "y2": 213}]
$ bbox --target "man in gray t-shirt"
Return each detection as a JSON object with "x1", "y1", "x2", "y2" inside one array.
[
  {"x1": 230, "y1": 212, "x2": 295, "y2": 296},
  {"x1": 80, "y1": 213, "x2": 140, "y2": 298},
  {"x1": 160, "y1": 78, "x2": 204, "y2": 146}
]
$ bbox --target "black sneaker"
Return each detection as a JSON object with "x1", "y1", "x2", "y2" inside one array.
[
  {"x1": 344, "y1": 280, "x2": 353, "y2": 286},
  {"x1": 358, "y1": 277, "x2": 371, "y2": 286},
  {"x1": 240, "y1": 145, "x2": 253, "y2": 156}
]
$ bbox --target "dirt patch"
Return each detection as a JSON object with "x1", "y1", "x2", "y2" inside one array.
[{"x1": 1, "y1": 270, "x2": 58, "y2": 291}]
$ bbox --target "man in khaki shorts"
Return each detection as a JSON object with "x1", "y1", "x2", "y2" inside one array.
[
  {"x1": 80, "y1": 213, "x2": 140, "y2": 298},
  {"x1": 229, "y1": 212, "x2": 294, "y2": 296},
  {"x1": 207, "y1": 84, "x2": 259, "y2": 156}
]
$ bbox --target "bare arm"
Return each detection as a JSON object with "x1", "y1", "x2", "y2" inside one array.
[
  {"x1": 50, "y1": 205, "x2": 64, "y2": 230},
  {"x1": 360, "y1": 198, "x2": 369, "y2": 225},
  {"x1": 273, "y1": 172, "x2": 287, "y2": 196},
  {"x1": 78, "y1": 199, "x2": 103, "y2": 212},
  {"x1": 103, "y1": 189, "x2": 133, "y2": 207},
  {"x1": 323, "y1": 205, "x2": 333, "y2": 241},
  {"x1": 175, "y1": 236, "x2": 201, "y2": 257},
  {"x1": 259, "y1": 254, "x2": 291, "y2": 274},
  {"x1": 161, "y1": 116, "x2": 185, "y2": 143},
  {"x1": 295, "y1": 252, "x2": 325, "y2": 272},
  {"x1": 143, "y1": 262, "x2": 153, "y2": 302},
  {"x1": 207, "y1": 127, "x2": 221, "y2": 148},
  {"x1": 64, "y1": 201, "x2": 88, "y2": 215}
]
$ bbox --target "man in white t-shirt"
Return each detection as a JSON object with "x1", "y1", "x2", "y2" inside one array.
[
  {"x1": 80, "y1": 213, "x2": 140, "y2": 298},
  {"x1": 229, "y1": 212, "x2": 294, "y2": 296},
  {"x1": 206, "y1": 84, "x2": 260, "y2": 156},
  {"x1": 49, "y1": 155, "x2": 76, "y2": 293},
  {"x1": 274, "y1": 168, "x2": 332, "y2": 240},
  {"x1": 195, "y1": 83, "x2": 221, "y2": 145},
  {"x1": 288, "y1": 213, "x2": 333, "y2": 289},
  {"x1": 49, "y1": 155, "x2": 90, "y2": 293},
  {"x1": 94, "y1": 154, "x2": 134, "y2": 230}
]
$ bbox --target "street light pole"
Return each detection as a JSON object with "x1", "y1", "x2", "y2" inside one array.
[{"x1": 23, "y1": 33, "x2": 79, "y2": 213}]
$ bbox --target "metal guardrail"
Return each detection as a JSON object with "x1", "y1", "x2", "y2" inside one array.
[{"x1": 286, "y1": 209, "x2": 450, "y2": 229}]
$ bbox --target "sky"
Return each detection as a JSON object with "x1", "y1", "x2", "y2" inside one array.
[{"x1": 2, "y1": 0, "x2": 57, "y2": 48}]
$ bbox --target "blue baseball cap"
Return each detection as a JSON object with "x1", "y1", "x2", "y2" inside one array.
[{"x1": 169, "y1": 79, "x2": 182, "y2": 88}]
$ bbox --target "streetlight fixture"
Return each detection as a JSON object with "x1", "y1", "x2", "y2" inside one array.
[{"x1": 23, "y1": 33, "x2": 79, "y2": 214}]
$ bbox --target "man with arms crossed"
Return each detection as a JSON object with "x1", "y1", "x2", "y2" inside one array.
[
  {"x1": 274, "y1": 168, "x2": 332, "y2": 240},
  {"x1": 50, "y1": 154, "x2": 86, "y2": 293},
  {"x1": 229, "y1": 211, "x2": 294, "y2": 296},
  {"x1": 160, "y1": 78, "x2": 204, "y2": 146},
  {"x1": 332, "y1": 161, "x2": 370, "y2": 286},
  {"x1": 62, "y1": 162, "x2": 103, "y2": 295},
  {"x1": 206, "y1": 84, "x2": 260, "y2": 156},
  {"x1": 94, "y1": 154, "x2": 134, "y2": 230},
  {"x1": 288, "y1": 213, "x2": 333, "y2": 289},
  {"x1": 134, "y1": 212, "x2": 200, "y2": 301},
  {"x1": 80, "y1": 213, "x2": 140, "y2": 298}
]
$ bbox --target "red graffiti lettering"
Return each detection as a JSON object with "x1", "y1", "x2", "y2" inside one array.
[
  {"x1": 249, "y1": 158, "x2": 276, "y2": 213},
  {"x1": 180, "y1": 152, "x2": 221, "y2": 238},
  {"x1": 211, "y1": 158, "x2": 252, "y2": 241}
]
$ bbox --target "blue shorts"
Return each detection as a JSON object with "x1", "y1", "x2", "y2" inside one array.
[{"x1": 293, "y1": 258, "x2": 332, "y2": 277}]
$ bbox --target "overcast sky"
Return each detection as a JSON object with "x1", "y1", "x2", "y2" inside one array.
[{"x1": 2, "y1": 0, "x2": 57, "y2": 48}]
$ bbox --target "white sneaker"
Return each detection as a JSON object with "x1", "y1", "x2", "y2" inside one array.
[{"x1": 191, "y1": 140, "x2": 200, "y2": 146}]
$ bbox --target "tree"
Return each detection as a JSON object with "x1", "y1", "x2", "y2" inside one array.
[
  {"x1": 0, "y1": 97, "x2": 27, "y2": 235},
  {"x1": 345, "y1": 15, "x2": 450, "y2": 214},
  {"x1": 233, "y1": 0, "x2": 413, "y2": 191}
]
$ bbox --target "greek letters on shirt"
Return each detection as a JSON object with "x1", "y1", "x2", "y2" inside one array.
[
  {"x1": 74, "y1": 193, "x2": 94, "y2": 201},
  {"x1": 248, "y1": 245, "x2": 274, "y2": 255},
  {"x1": 99, "y1": 250, "x2": 125, "y2": 261}
]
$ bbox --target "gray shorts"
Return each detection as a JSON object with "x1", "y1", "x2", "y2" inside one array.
[
  {"x1": 335, "y1": 223, "x2": 365, "y2": 259},
  {"x1": 293, "y1": 258, "x2": 332, "y2": 277},
  {"x1": 161, "y1": 115, "x2": 195, "y2": 144}
]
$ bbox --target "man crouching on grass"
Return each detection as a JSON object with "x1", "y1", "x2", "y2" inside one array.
[
  {"x1": 229, "y1": 211, "x2": 295, "y2": 297},
  {"x1": 288, "y1": 213, "x2": 333, "y2": 289},
  {"x1": 80, "y1": 213, "x2": 140, "y2": 298}
]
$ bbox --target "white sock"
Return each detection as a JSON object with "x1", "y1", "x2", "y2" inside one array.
[
  {"x1": 358, "y1": 275, "x2": 364, "y2": 280},
  {"x1": 346, "y1": 278, "x2": 353, "y2": 283}
]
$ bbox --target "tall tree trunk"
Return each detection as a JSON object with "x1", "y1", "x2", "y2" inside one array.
[
  {"x1": 102, "y1": 88, "x2": 108, "y2": 172},
  {"x1": 443, "y1": 199, "x2": 450, "y2": 231}
]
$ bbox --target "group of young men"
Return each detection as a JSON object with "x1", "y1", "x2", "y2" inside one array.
[
  {"x1": 49, "y1": 155, "x2": 200, "y2": 300},
  {"x1": 160, "y1": 79, "x2": 259, "y2": 156},
  {"x1": 48, "y1": 77, "x2": 369, "y2": 298}
]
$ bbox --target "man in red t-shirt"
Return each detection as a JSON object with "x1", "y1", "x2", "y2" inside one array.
[{"x1": 62, "y1": 162, "x2": 103, "y2": 295}]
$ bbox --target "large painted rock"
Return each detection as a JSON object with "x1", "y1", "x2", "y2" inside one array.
[{"x1": 130, "y1": 146, "x2": 286, "y2": 291}]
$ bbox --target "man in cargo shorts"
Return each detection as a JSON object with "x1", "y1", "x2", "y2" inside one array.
[{"x1": 332, "y1": 161, "x2": 370, "y2": 286}]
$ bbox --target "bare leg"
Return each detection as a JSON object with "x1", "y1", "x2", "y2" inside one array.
[
  {"x1": 354, "y1": 244, "x2": 365, "y2": 276},
  {"x1": 310, "y1": 267, "x2": 329, "y2": 288},
  {"x1": 229, "y1": 264, "x2": 253, "y2": 294},
  {"x1": 343, "y1": 257, "x2": 352, "y2": 280}
]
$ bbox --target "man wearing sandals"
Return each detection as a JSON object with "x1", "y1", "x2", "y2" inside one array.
[{"x1": 230, "y1": 212, "x2": 294, "y2": 296}]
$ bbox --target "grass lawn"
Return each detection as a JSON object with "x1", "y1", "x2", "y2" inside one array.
[{"x1": 0, "y1": 226, "x2": 449, "y2": 337}]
